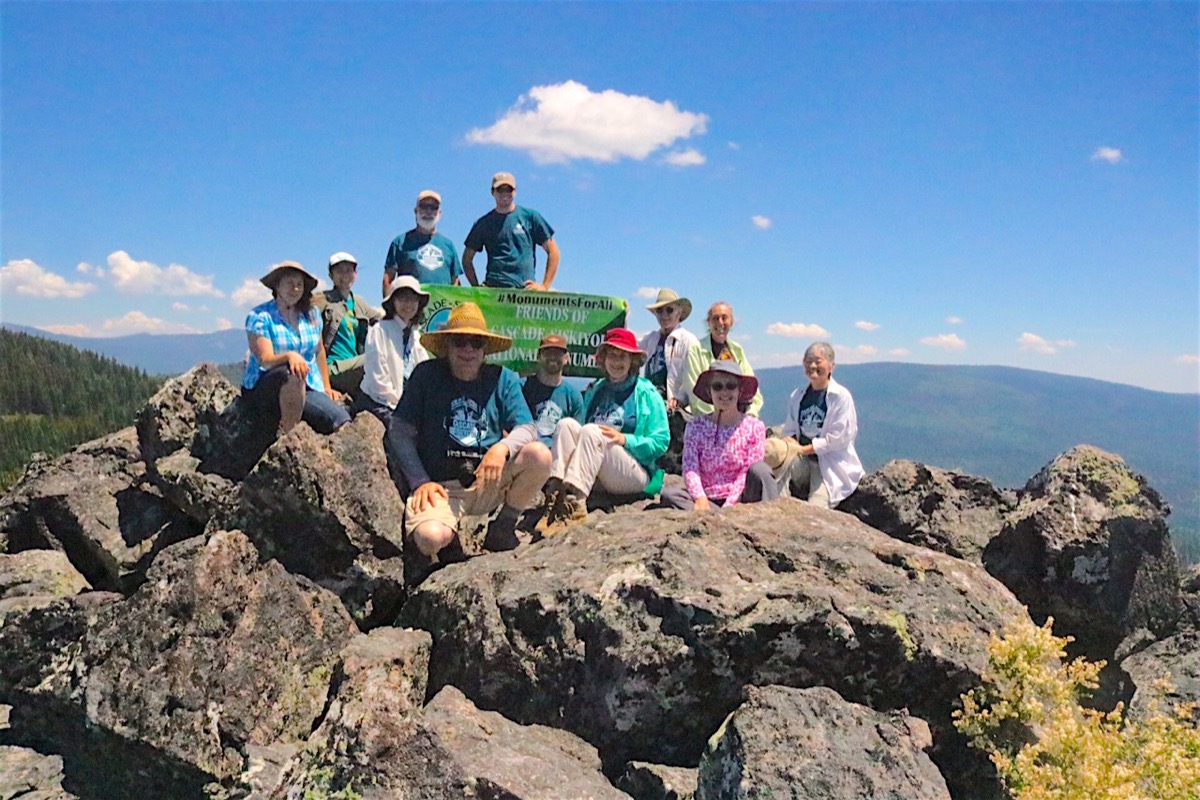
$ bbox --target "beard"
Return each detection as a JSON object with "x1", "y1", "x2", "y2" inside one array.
[{"x1": 416, "y1": 212, "x2": 440, "y2": 232}]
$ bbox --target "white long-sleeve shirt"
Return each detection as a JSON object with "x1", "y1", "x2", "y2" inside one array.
[
  {"x1": 639, "y1": 326, "x2": 700, "y2": 405},
  {"x1": 782, "y1": 377, "x2": 865, "y2": 505},
  {"x1": 360, "y1": 318, "x2": 430, "y2": 409}
]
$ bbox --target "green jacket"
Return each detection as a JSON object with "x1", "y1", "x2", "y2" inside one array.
[
  {"x1": 583, "y1": 376, "x2": 669, "y2": 496},
  {"x1": 683, "y1": 335, "x2": 764, "y2": 418}
]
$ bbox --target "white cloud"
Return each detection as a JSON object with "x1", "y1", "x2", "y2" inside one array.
[
  {"x1": 107, "y1": 251, "x2": 224, "y2": 297},
  {"x1": 751, "y1": 215, "x2": 772, "y2": 230},
  {"x1": 1176, "y1": 354, "x2": 1199, "y2": 365},
  {"x1": 767, "y1": 322, "x2": 830, "y2": 338},
  {"x1": 1091, "y1": 146, "x2": 1123, "y2": 164},
  {"x1": 852, "y1": 345, "x2": 878, "y2": 356},
  {"x1": 921, "y1": 333, "x2": 967, "y2": 351},
  {"x1": 727, "y1": 141, "x2": 741, "y2": 150},
  {"x1": 465, "y1": 81, "x2": 709, "y2": 164},
  {"x1": 231, "y1": 278, "x2": 272, "y2": 309},
  {"x1": 42, "y1": 323, "x2": 92, "y2": 337},
  {"x1": 855, "y1": 320, "x2": 880, "y2": 331},
  {"x1": 76, "y1": 261, "x2": 105, "y2": 277},
  {"x1": 101, "y1": 311, "x2": 198, "y2": 335},
  {"x1": 663, "y1": 148, "x2": 706, "y2": 167},
  {"x1": 215, "y1": 318, "x2": 233, "y2": 331},
  {"x1": 1, "y1": 259, "x2": 97, "y2": 298},
  {"x1": 171, "y1": 301, "x2": 190, "y2": 312},
  {"x1": 945, "y1": 316, "x2": 964, "y2": 325},
  {"x1": 889, "y1": 348, "x2": 911, "y2": 357},
  {"x1": 1017, "y1": 332, "x2": 1077, "y2": 355},
  {"x1": 634, "y1": 287, "x2": 661, "y2": 299}
]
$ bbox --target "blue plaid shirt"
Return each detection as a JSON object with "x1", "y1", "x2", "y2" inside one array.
[{"x1": 242, "y1": 299, "x2": 325, "y2": 392}]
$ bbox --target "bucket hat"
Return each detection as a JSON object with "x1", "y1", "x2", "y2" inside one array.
[
  {"x1": 420, "y1": 302, "x2": 512, "y2": 358},
  {"x1": 693, "y1": 359, "x2": 759, "y2": 405},
  {"x1": 645, "y1": 288, "x2": 692, "y2": 322},
  {"x1": 383, "y1": 275, "x2": 430, "y2": 311},
  {"x1": 259, "y1": 261, "x2": 318, "y2": 293}
]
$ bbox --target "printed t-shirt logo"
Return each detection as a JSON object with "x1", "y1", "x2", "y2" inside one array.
[
  {"x1": 591, "y1": 401, "x2": 625, "y2": 429},
  {"x1": 513, "y1": 222, "x2": 526, "y2": 236},
  {"x1": 534, "y1": 399, "x2": 564, "y2": 437},
  {"x1": 799, "y1": 404, "x2": 826, "y2": 441},
  {"x1": 447, "y1": 396, "x2": 486, "y2": 448},
  {"x1": 416, "y1": 243, "x2": 445, "y2": 270}
]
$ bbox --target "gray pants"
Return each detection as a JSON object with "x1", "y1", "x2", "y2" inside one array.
[
  {"x1": 661, "y1": 460, "x2": 778, "y2": 509},
  {"x1": 777, "y1": 454, "x2": 832, "y2": 509}
]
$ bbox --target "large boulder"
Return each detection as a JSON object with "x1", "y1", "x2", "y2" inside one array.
[
  {"x1": 0, "y1": 428, "x2": 200, "y2": 592},
  {"x1": 0, "y1": 551, "x2": 89, "y2": 600},
  {"x1": 696, "y1": 685, "x2": 949, "y2": 799},
  {"x1": 983, "y1": 445, "x2": 1182, "y2": 661},
  {"x1": 840, "y1": 460, "x2": 1015, "y2": 563},
  {"x1": 0, "y1": 531, "x2": 358, "y2": 793},
  {"x1": 228, "y1": 414, "x2": 407, "y2": 629},
  {"x1": 399, "y1": 500, "x2": 1028, "y2": 798},
  {"x1": 1118, "y1": 629, "x2": 1200, "y2": 721},
  {"x1": 0, "y1": 745, "x2": 78, "y2": 799}
]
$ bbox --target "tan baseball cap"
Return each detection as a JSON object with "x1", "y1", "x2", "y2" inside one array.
[
  {"x1": 417, "y1": 190, "x2": 441, "y2": 204},
  {"x1": 491, "y1": 172, "x2": 517, "y2": 190}
]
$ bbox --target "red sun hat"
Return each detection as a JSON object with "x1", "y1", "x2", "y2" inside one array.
[{"x1": 595, "y1": 328, "x2": 644, "y2": 357}]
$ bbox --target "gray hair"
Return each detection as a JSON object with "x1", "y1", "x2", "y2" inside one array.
[
  {"x1": 707, "y1": 302, "x2": 734, "y2": 321},
  {"x1": 804, "y1": 341, "x2": 836, "y2": 364}
]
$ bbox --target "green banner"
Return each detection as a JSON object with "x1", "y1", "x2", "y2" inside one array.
[{"x1": 422, "y1": 286, "x2": 628, "y2": 378}]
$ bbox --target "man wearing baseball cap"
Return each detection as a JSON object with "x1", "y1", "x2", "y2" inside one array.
[
  {"x1": 522, "y1": 334, "x2": 585, "y2": 447},
  {"x1": 383, "y1": 189, "x2": 463, "y2": 296},
  {"x1": 314, "y1": 252, "x2": 383, "y2": 396},
  {"x1": 463, "y1": 172, "x2": 560, "y2": 291}
]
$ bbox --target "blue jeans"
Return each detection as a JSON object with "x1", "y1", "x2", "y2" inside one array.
[{"x1": 242, "y1": 366, "x2": 350, "y2": 434}]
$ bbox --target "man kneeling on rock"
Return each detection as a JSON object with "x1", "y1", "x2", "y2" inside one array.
[{"x1": 385, "y1": 302, "x2": 551, "y2": 566}]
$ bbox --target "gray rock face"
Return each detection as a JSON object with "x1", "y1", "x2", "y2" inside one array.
[
  {"x1": 0, "y1": 427, "x2": 200, "y2": 592},
  {"x1": 136, "y1": 362, "x2": 240, "y2": 466},
  {"x1": 618, "y1": 761, "x2": 697, "y2": 800},
  {"x1": 0, "y1": 745, "x2": 78, "y2": 800},
  {"x1": 840, "y1": 460, "x2": 1015, "y2": 563},
  {"x1": 0, "y1": 550, "x2": 89, "y2": 600},
  {"x1": 399, "y1": 500, "x2": 1025, "y2": 798},
  {"x1": 229, "y1": 414, "x2": 407, "y2": 629},
  {"x1": 696, "y1": 685, "x2": 950, "y2": 800},
  {"x1": 984, "y1": 445, "x2": 1182, "y2": 661},
  {"x1": 1119, "y1": 630, "x2": 1200, "y2": 720}
]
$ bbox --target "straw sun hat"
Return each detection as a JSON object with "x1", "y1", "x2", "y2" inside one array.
[
  {"x1": 419, "y1": 302, "x2": 512, "y2": 358},
  {"x1": 645, "y1": 288, "x2": 692, "y2": 322}
]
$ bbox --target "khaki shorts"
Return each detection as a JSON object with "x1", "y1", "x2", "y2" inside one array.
[{"x1": 403, "y1": 461, "x2": 518, "y2": 536}]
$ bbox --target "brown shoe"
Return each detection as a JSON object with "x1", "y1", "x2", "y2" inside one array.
[{"x1": 540, "y1": 491, "x2": 588, "y2": 538}]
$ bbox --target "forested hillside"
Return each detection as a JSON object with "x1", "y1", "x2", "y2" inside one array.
[{"x1": 0, "y1": 330, "x2": 162, "y2": 489}]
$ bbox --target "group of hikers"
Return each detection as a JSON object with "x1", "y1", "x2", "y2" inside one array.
[{"x1": 240, "y1": 171, "x2": 864, "y2": 573}]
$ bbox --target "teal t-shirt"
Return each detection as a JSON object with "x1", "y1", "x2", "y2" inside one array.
[
  {"x1": 522, "y1": 377, "x2": 585, "y2": 445},
  {"x1": 464, "y1": 205, "x2": 554, "y2": 288},
  {"x1": 385, "y1": 230, "x2": 462, "y2": 285},
  {"x1": 327, "y1": 294, "x2": 360, "y2": 362},
  {"x1": 585, "y1": 375, "x2": 639, "y2": 435}
]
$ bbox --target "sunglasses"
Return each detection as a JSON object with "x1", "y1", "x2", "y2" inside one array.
[
  {"x1": 417, "y1": 202, "x2": 440, "y2": 212},
  {"x1": 493, "y1": 185, "x2": 515, "y2": 193},
  {"x1": 449, "y1": 335, "x2": 487, "y2": 350},
  {"x1": 653, "y1": 305, "x2": 678, "y2": 315},
  {"x1": 709, "y1": 380, "x2": 741, "y2": 392}
]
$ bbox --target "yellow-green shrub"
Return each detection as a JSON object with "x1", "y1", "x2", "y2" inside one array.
[{"x1": 954, "y1": 617, "x2": 1200, "y2": 800}]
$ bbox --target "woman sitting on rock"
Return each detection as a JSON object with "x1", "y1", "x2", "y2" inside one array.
[
  {"x1": 357, "y1": 275, "x2": 431, "y2": 426},
  {"x1": 539, "y1": 329, "x2": 669, "y2": 533},
  {"x1": 241, "y1": 261, "x2": 350, "y2": 435},
  {"x1": 660, "y1": 361, "x2": 770, "y2": 511}
]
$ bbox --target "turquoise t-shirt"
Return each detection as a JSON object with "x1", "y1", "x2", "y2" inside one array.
[
  {"x1": 464, "y1": 205, "x2": 554, "y2": 288},
  {"x1": 385, "y1": 230, "x2": 462, "y2": 285},
  {"x1": 327, "y1": 294, "x2": 359, "y2": 362},
  {"x1": 585, "y1": 375, "x2": 639, "y2": 435},
  {"x1": 522, "y1": 377, "x2": 585, "y2": 446}
]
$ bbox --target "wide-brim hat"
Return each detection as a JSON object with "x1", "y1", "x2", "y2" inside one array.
[
  {"x1": 420, "y1": 301, "x2": 512, "y2": 358},
  {"x1": 384, "y1": 275, "x2": 431, "y2": 310},
  {"x1": 594, "y1": 328, "x2": 645, "y2": 360},
  {"x1": 645, "y1": 288, "x2": 692, "y2": 322},
  {"x1": 260, "y1": 261, "x2": 318, "y2": 293},
  {"x1": 764, "y1": 436, "x2": 805, "y2": 470},
  {"x1": 694, "y1": 359, "x2": 759, "y2": 405}
]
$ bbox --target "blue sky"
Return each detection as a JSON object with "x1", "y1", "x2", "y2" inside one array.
[{"x1": 2, "y1": 2, "x2": 1197, "y2": 393}]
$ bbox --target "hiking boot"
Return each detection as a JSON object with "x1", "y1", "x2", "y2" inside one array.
[
  {"x1": 483, "y1": 514, "x2": 520, "y2": 552},
  {"x1": 539, "y1": 490, "x2": 588, "y2": 538},
  {"x1": 439, "y1": 535, "x2": 469, "y2": 565}
]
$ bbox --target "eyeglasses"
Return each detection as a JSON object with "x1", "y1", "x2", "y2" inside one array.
[
  {"x1": 449, "y1": 335, "x2": 487, "y2": 350},
  {"x1": 709, "y1": 380, "x2": 740, "y2": 392}
]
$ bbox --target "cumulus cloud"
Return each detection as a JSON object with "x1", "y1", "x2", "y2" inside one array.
[
  {"x1": 1091, "y1": 146, "x2": 1123, "y2": 164},
  {"x1": 727, "y1": 141, "x2": 740, "y2": 150},
  {"x1": 171, "y1": 301, "x2": 191, "y2": 312},
  {"x1": 1017, "y1": 332, "x2": 1077, "y2": 355},
  {"x1": 1, "y1": 259, "x2": 97, "y2": 298},
  {"x1": 921, "y1": 333, "x2": 967, "y2": 351},
  {"x1": 1176, "y1": 354, "x2": 1199, "y2": 364},
  {"x1": 634, "y1": 287, "x2": 661, "y2": 299},
  {"x1": 663, "y1": 148, "x2": 706, "y2": 167},
  {"x1": 42, "y1": 324, "x2": 92, "y2": 337},
  {"x1": 767, "y1": 322, "x2": 830, "y2": 339},
  {"x1": 108, "y1": 251, "x2": 224, "y2": 297},
  {"x1": 852, "y1": 345, "x2": 878, "y2": 356},
  {"x1": 465, "y1": 81, "x2": 708, "y2": 164},
  {"x1": 101, "y1": 311, "x2": 198, "y2": 336},
  {"x1": 231, "y1": 278, "x2": 272, "y2": 309},
  {"x1": 855, "y1": 320, "x2": 880, "y2": 332},
  {"x1": 751, "y1": 215, "x2": 772, "y2": 230},
  {"x1": 76, "y1": 261, "x2": 105, "y2": 277},
  {"x1": 945, "y1": 316, "x2": 964, "y2": 325},
  {"x1": 215, "y1": 318, "x2": 233, "y2": 331},
  {"x1": 889, "y1": 348, "x2": 911, "y2": 357}
]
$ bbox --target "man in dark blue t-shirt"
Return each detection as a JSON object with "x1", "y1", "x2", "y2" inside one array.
[
  {"x1": 463, "y1": 172, "x2": 560, "y2": 291},
  {"x1": 522, "y1": 334, "x2": 584, "y2": 447},
  {"x1": 386, "y1": 302, "x2": 551, "y2": 564}
]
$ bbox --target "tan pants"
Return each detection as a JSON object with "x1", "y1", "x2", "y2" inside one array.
[
  {"x1": 550, "y1": 418, "x2": 649, "y2": 496},
  {"x1": 403, "y1": 457, "x2": 541, "y2": 537}
]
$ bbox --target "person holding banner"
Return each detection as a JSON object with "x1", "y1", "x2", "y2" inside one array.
[
  {"x1": 539, "y1": 329, "x2": 669, "y2": 534},
  {"x1": 462, "y1": 172, "x2": 560, "y2": 291},
  {"x1": 357, "y1": 276, "x2": 431, "y2": 426},
  {"x1": 522, "y1": 334, "x2": 585, "y2": 446},
  {"x1": 383, "y1": 190, "x2": 463, "y2": 295},
  {"x1": 682, "y1": 302, "x2": 764, "y2": 418},
  {"x1": 386, "y1": 302, "x2": 552, "y2": 569}
]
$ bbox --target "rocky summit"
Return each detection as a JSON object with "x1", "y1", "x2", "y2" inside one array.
[{"x1": 0, "y1": 364, "x2": 1189, "y2": 799}]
